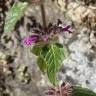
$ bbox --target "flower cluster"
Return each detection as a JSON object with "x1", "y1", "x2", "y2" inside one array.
[
  {"x1": 44, "y1": 82, "x2": 73, "y2": 96},
  {"x1": 23, "y1": 19, "x2": 72, "y2": 45}
]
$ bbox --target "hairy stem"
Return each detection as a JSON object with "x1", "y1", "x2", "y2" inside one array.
[{"x1": 40, "y1": 0, "x2": 47, "y2": 28}]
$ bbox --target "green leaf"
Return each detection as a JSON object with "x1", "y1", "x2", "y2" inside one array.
[
  {"x1": 73, "y1": 86, "x2": 96, "y2": 96},
  {"x1": 30, "y1": 45, "x2": 42, "y2": 56},
  {"x1": 37, "y1": 56, "x2": 47, "y2": 73},
  {"x1": 41, "y1": 43, "x2": 68, "y2": 85},
  {"x1": 4, "y1": 2, "x2": 28, "y2": 33}
]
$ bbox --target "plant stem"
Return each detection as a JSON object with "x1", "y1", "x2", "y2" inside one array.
[{"x1": 40, "y1": 0, "x2": 47, "y2": 28}]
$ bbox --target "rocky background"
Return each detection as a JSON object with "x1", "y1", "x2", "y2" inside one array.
[{"x1": 0, "y1": 0, "x2": 96, "y2": 96}]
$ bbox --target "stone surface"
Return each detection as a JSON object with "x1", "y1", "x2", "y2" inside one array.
[{"x1": 59, "y1": 29, "x2": 96, "y2": 92}]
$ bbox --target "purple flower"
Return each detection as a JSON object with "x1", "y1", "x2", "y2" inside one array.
[
  {"x1": 62, "y1": 25, "x2": 72, "y2": 33},
  {"x1": 22, "y1": 35, "x2": 38, "y2": 45},
  {"x1": 42, "y1": 35, "x2": 49, "y2": 42},
  {"x1": 23, "y1": 19, "x2": 72, "y2": 46},
  {"x1": 44, "y1": 82, "x2": 73, "y2": 96}
]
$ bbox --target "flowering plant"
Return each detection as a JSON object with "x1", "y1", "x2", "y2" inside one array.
[{"x1": 23, "y1": 20, "x2": 72, "y2": 45}]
